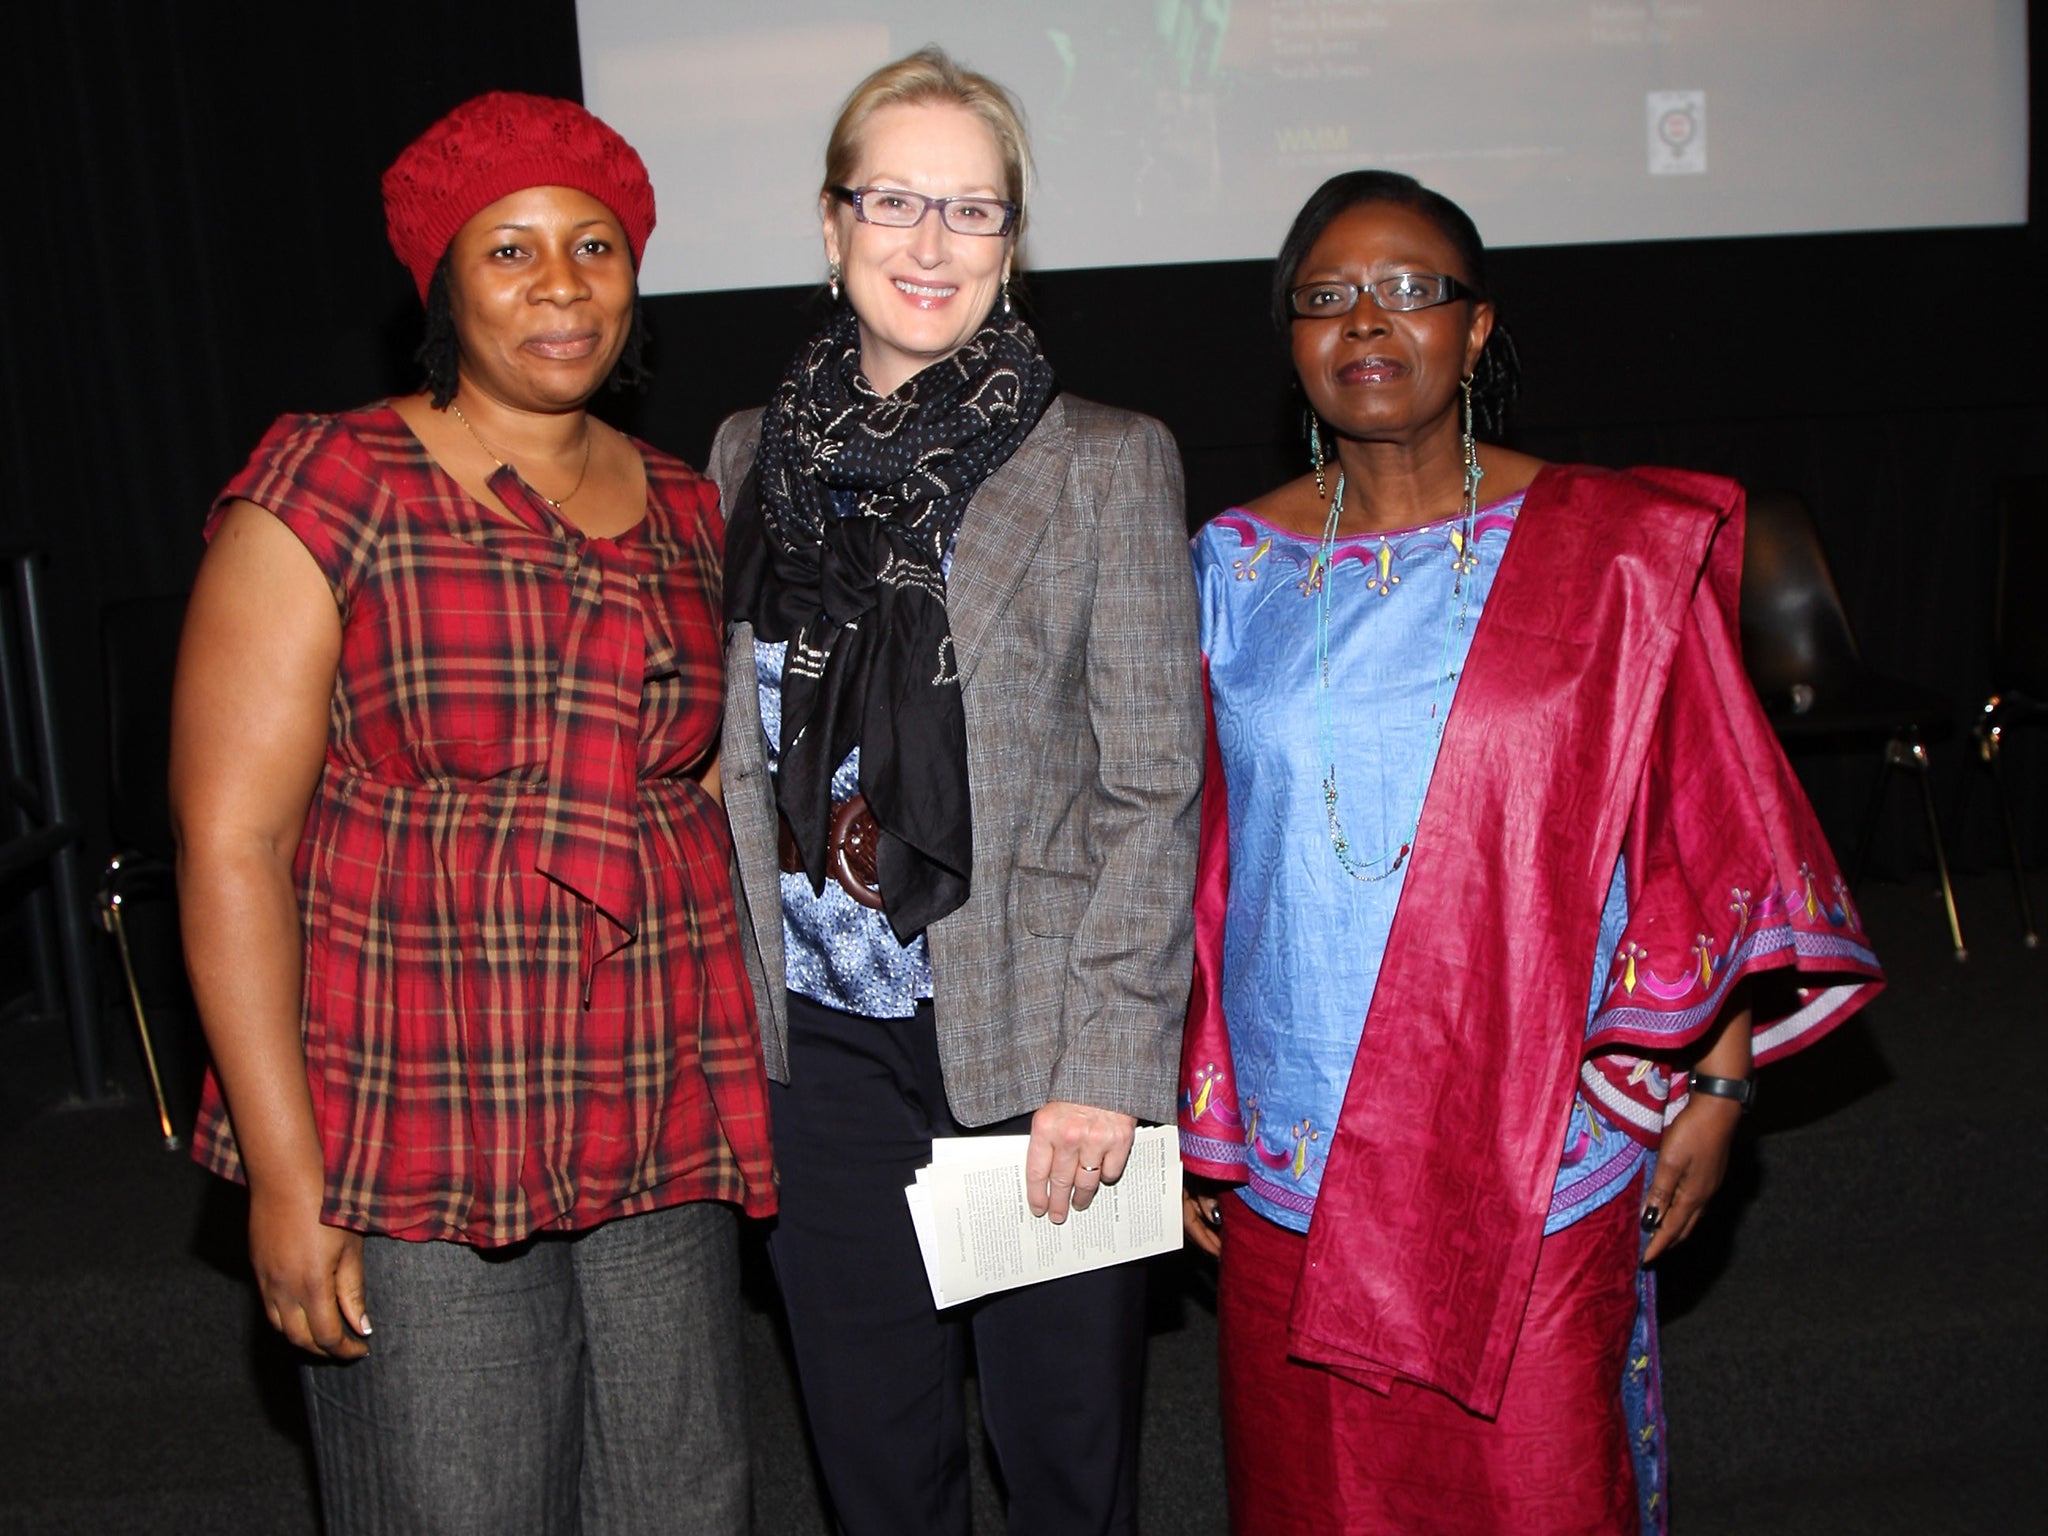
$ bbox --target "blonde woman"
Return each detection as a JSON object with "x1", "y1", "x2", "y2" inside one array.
[{"x1": 713, "y1": 48, "x2": 1202, "y2": 1536}]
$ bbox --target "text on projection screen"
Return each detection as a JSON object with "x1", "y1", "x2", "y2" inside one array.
[{"x1": 577, "y1": 0, "x2": 2029, "y2": 297}]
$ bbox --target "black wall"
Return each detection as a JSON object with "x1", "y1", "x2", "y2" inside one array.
[{"x1": 4, "y1": 1, "x2": 2042, "y2": 1043}]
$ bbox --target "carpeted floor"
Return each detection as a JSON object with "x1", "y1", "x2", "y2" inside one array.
[{"x1": 0, "y1": 870, "x2": 2039, "y2": 1534}]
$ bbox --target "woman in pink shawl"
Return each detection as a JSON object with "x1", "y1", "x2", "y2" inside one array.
[{"x1": 1177, "y1": 172, "x2": 1883, "y2": 1535}]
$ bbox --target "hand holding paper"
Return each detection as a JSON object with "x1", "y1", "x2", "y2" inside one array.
[
  {"x1": 1025, "y1": 1099, "x2": 1136, "y2": 1221},
  {"x1": 905, "y1": 1124, "x2": 1182, "y2": 1308}
]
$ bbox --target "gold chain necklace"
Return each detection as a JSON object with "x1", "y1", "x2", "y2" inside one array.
[{"x1": 447, "y1": 399, "x2": 592, "y2": 512}]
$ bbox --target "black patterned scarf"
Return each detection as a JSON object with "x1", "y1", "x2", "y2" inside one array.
[{"x1": 725, "y1": 301, "x2": 1057, "y2": 940}]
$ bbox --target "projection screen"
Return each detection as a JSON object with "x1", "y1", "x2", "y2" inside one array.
[{"x1": 578, "y1": 0, "x2": 2031, "y2": 297}]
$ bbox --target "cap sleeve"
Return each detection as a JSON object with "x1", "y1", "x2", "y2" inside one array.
[{"x1": 206, "y1": 413, "x2": 389, "y2": 612}]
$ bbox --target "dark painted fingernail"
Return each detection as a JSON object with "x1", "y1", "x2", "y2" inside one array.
[
  {"x1": 1205, "y1": 1205, "x2": 1223, "y2": 1228},
  {"x1": 1640, "y1": 1207, "x2": 1663, "y2": 1232}
]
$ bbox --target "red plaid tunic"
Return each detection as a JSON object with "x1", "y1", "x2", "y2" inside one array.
[{"x1": 191, "y1": 405, "x2": 775, "y2": 1245}]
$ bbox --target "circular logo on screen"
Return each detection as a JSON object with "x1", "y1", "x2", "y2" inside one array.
[{"x1": 1658, "y1": 108, "x2": 1698, "y2": 153}]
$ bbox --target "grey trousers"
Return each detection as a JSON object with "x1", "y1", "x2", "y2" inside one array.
[{"x1": 300, "y1": 1199, "x2": 748, "y2": 1536}]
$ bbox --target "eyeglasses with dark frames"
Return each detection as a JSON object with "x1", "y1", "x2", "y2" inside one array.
[
  {"x1": 830, "y1": 184, "x2": 1019, "y2": 237},
  {"x1": 1287, "y1": 273, "x2": 1480, "y2": 318}
]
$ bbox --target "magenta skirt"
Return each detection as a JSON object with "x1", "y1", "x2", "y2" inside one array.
[{"x1": 1217, "y1": 1179, "x2": 1643, "y2": 1535}]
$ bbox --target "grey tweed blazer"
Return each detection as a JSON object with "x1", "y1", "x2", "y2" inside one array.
[{"x1": 710, "y1": 393, "x2": 1203, "y2": 1126}]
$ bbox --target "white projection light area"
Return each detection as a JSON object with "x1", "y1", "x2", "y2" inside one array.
[{"x1": 578, "y1": 0, "x2": 2030, "y2": 297}]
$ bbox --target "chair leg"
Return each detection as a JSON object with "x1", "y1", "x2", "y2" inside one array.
[
  {"x1": 13, "y1": 555, "x2": 105, "y2": 1096},
  {"x1": 96, "y1": 886, "x2": 179, "y2": 1150},
  {"x1": 1978, "y1": 722, "x2": 2041, "y2": 948},
  {"x1": 1893, "y1": 736, "x2": 1967, "y2": 962}
]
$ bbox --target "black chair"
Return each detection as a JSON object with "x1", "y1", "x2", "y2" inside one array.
[
  {"x1": 1970, "y1": 477, "x2": 2047, "y2": 947},
  {"x1": 1738, "y1": 491, "x2": 1967, "y2": 959},
  {"x1": 96, "y1": 593, "x2": 188, "y2": 1147}
]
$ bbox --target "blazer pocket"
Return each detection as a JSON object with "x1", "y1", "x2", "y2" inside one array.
[{"x1": 1019, "y1": 868, "x2": 1092, "y2": 938}]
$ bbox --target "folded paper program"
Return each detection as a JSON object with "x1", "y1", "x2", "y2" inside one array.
[{"x1": 904, "y1": 1125, "x2": 1183, "y2": 1308}]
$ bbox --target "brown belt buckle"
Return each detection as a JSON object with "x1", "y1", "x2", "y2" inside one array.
[
  {"x1": 777, "y1": 794, "x2": 886, "y2": 911},
  {"x1": 829, "y1": 794, "x2": 885, "y2": 910}
]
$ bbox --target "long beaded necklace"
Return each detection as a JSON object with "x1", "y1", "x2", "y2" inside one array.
[
  {"x1": 1313, "y1": 423, "x2": 1485, "y2": 881},
  {"x1": 447, "y1": 399, "x2": 593, "y2": 512}
]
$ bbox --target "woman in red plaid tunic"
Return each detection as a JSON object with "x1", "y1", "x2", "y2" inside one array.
[{"x1": 171, "y1": 94, "x2": 769, "y2": 1535}]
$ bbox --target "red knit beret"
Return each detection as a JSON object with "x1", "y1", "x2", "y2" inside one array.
[{"x1": 381, "y1": 90, "x2": 657, "y2": 302}]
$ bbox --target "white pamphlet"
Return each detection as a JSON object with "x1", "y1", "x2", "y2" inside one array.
[{"x1": 903, "y1": 1123, "x2": 1182, "y2": 1309}]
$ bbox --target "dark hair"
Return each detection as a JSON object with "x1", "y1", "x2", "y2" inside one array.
[
  {"x1": 1272, "y1": 170, "x2": 1520, "y2": 436},
  {"x1": 414, "y1": 259, "x2": 652, "y2": 408}
]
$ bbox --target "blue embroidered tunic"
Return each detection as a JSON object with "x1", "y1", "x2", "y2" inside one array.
[{"x1": 1193, "y1": 496, "x2": 1647, "y2": 1236}]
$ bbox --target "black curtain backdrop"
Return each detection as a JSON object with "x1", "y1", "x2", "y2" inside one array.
[
  {"x1": 3, "y1": 1, "x2": 2042, "y2": 1093},
  {"x1": 5, "y1": 0, "x2": 584, "y2": 835}
]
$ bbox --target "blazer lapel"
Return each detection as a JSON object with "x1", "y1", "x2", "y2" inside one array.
[{"x1": 944, "y1": 395, "x2": 1074, "y2": 685}]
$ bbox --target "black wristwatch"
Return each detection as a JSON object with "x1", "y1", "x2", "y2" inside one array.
[{"x1": 1687, "y1": 1073, "x2": 1754, "y2": 1112}]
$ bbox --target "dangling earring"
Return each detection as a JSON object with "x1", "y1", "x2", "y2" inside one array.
[
  {"x1": 828, "y1": 262, "x2": 842, "y2": 303},
  {"x1": 1307, "y1": 414, "x2": 1328, "y2": 501},
  {"x1": 1459, "y1": 374, "x2": 1483, "y2": 519},
  {"x1": 1000, "y1": 275, "x2": 1012, "y2": 315}
]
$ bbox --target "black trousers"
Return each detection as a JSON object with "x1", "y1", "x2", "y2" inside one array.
[{"x1": 767, "y1": 992, "x2": 1146, "y2": 1536}]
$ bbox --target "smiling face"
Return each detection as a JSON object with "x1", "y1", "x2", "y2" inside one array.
[
  {"x1": 823, "y1": 101, "x2": 1015, "y2": 397},
  {"x1": 443, "y1": 184, "x2": 637, "y2": 412},
  {"x1": 1289, "y1": 200, "x2": 1494, "y2": 448}
]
